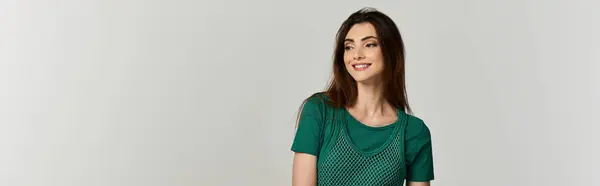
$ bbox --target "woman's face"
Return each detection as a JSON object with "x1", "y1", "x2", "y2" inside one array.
[{"x1": 343, "y1": 22, "x2": 385, "y2": 84}]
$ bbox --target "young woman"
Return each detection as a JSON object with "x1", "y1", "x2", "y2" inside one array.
[{"x1": 291, "y1": 7, "x2": 435, "y2": 186}]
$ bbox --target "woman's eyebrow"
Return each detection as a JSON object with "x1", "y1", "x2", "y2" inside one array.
[{"x1": 344, "y1": 36, "x2": 378, "y2": 43}]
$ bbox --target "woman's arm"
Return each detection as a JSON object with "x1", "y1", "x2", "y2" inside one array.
[
  {"x1": 407, "y1": 181, "x2": 430, "y2": 186},
  {"x1": 292, "y1": 152, "x2": 317, "y2": 186},
  {"x1": 291, "y1": 95, "x2": 325, "y2": 186},
  {"x1": 404, "y1": 118, "x2": 435, "y2": 185}
]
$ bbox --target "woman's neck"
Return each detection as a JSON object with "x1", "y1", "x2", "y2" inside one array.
[{"x1": 352, "y1": 82, "x2": 391, "y2": 117}]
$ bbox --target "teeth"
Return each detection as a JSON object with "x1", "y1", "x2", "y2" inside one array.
[{"x1": 354, "y1": 64, "x2": 369, "y2": 68}]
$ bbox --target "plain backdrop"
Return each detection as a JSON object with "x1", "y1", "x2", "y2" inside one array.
[{"x1": 1, "y1": 0, "x2": 599, "y2": 186}]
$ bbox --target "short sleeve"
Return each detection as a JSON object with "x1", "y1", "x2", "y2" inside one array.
[
  {"x1": 405, "y1": 117, "x2": 435, "y2": 182},
  {"x1": 290, "y1": 96, "x2": 325, "y2": 156}
]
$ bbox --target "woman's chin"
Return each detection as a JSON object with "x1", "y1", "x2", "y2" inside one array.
[{"x1": 353, "y1": 76, "x2": 382, "y2": 85}]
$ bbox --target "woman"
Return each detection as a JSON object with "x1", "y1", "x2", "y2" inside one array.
[{"x1": 291, "y1": 7, "x2": 435, "y2": 186}]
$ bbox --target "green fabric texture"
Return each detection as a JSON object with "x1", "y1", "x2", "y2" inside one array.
[{"x1": 291, "y1": 93, "x2": 434, "y2": 185}]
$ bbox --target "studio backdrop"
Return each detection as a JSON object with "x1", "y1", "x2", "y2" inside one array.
[{"x1": 1, "y1": 0, "x2": 598, "y2": 185}]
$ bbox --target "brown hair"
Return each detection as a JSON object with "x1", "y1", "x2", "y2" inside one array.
[{"x1": 295, "y1": 7, "x2": 411, "y2": 128}]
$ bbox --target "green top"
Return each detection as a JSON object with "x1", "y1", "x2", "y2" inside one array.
[{"x1": 291, "y1": 93, "x2": 435, "y2": 185}]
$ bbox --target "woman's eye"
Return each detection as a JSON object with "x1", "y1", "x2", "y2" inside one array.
[
  {"x1": 366, "y1": 43, "x2": 378, "y2": 47},
  {"x1": 344, "y1": 46, "x2": 353, "y2": 50}
]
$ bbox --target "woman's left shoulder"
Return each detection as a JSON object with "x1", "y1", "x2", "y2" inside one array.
[{"x1": 404, "y1": 114, "x2": 432, "y2": 139}]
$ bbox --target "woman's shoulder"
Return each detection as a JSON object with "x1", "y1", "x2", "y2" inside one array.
[
  {"x1": 300, "y1": 92, "x2": 338, "y2": 116},
  {"x1": 303, "y1": 92, "x2": 333, "y2": 108},
  {"x1": 404, "y1": 114, "x2": 432, "y2": 139}
]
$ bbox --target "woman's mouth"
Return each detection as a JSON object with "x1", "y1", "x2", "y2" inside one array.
[{"x1": 352, "y1": 63, "x2": 372, "y2": 71}]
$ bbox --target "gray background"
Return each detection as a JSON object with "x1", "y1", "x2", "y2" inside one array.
[{"x1": 1, "y1": 0, "x2": 599, "y2": 185}]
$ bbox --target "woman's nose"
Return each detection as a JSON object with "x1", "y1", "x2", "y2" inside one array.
[{"x1": 353, "y1": 48, "x2": 365, "y2": 60}]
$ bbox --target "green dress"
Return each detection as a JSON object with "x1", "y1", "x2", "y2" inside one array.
[{"x1": 291, "y1": 93, "x2": 434, "y2": 186}]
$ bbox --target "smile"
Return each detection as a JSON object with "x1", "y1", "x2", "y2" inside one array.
[{"x1": 352, "y1": 63, "x2": 372, "y2": 71}]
